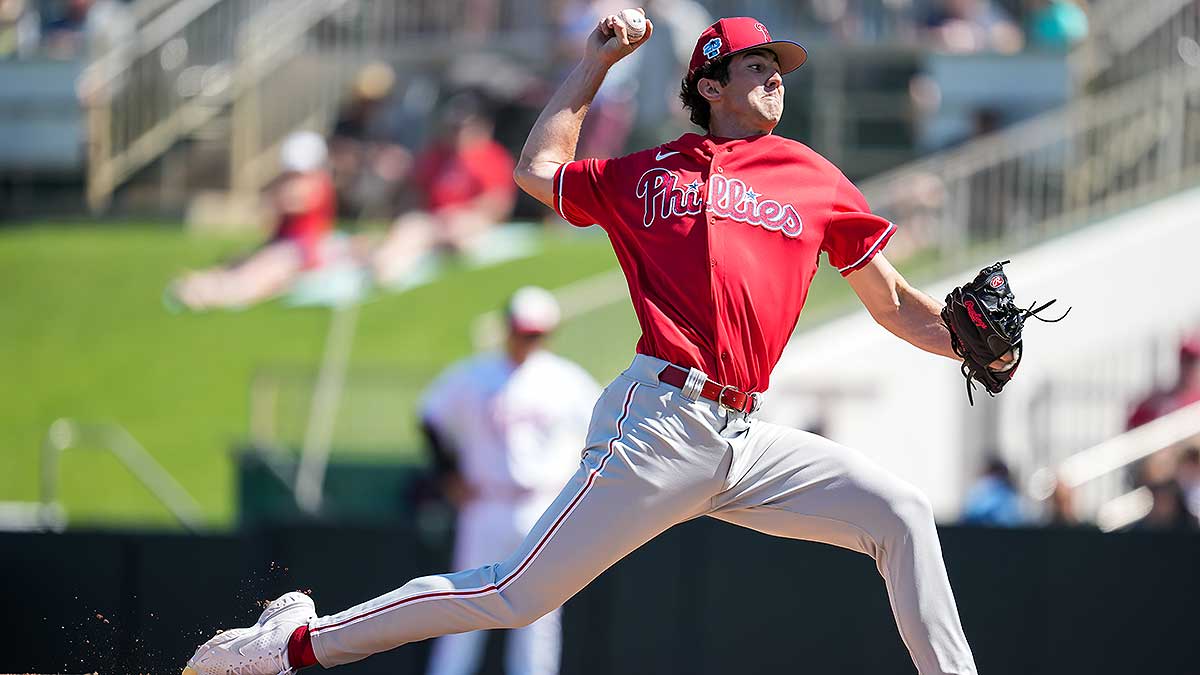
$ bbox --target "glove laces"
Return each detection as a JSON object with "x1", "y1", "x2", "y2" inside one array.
[{"x1": 1020, "y1": 298, "x2": 1071, "y2": 323}]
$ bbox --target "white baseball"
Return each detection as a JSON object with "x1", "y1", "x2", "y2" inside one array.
[{"x1": 618, "y1": 8, "x2": 646, "y2": 41}]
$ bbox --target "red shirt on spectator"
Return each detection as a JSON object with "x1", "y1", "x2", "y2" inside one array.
[
  {"x1": 552, "y1": 132, "x2": 894, "y2": 393},
  {"x1": 1128, "y1": 389, "x2": 1200, "y2": 429},
  {"x1": 1128, "y1": 338, "x2": 1200, "y2": 429},
  {"x1": 274, "y1": 171, "x2": 336, "y2": 268},
  {"x1": 414, "y1": 139, "x2": 516, "y2": 214}
]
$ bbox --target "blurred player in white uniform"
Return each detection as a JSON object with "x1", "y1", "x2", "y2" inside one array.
[{"x1": 419, "y1": 287, "x2": 601, "y2": 675}]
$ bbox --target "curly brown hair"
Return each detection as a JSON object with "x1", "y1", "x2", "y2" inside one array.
[{"x1": 678, "y1": 55, "x2": 732, "y2": 131}]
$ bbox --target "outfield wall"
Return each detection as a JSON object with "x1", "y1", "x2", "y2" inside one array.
[
  {"x1": 1, "y1": 523, "x2": 1197, "y2": 674},
  {"x1": 768, "y1": 187, "x2": 1200, "y2": 516}
]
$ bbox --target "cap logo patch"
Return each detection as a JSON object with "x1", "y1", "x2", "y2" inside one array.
[
  {"x1": 989, "y1": 275, "x2": 1004, "y2": 289},
  {"x1": 703, "y1": 37, "x2": 722, "y2": 59},
  {"x1": 754, "y1": 22, "x2": 770, "y2": 41}
]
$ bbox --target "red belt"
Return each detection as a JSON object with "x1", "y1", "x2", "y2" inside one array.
[{"x1": 658, "y1": 365, "x2": 760, "y2": 416}]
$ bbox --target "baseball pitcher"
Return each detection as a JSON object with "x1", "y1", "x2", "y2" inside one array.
[{"x1": 184, "y1": 11, "x2": 1043, "y2": 675}]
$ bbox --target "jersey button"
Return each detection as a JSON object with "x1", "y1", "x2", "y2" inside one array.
[
  {"x1": 721, "y1": 351, "x2": 730, "y2": 361},
  {"x1": 717, "y1": 167, "x2": 724, "y2": 173},
  {"x1": 710, "y1": 257, "x2": 716, "y2": 267}
]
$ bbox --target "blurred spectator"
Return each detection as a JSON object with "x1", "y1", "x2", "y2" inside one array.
[
  {"x1": 0, "y1": 0, "x2": 39, "y2": 59},
  {"x1": 462, "y1": 0, "x2": 501, "y2": 36},
  {"x1": 921, "y1": 0, "x2": 1024, "y2": 54},
  {"x1": 810, "y1": 0, "x2": 870, "y2": 43},
  {"x1": 42, "y1": 0, "x2": 132, "y2": 60},
  {"x1": 1127, "y1": 335, "x2": 1200, "y2": 429},
  {"x1": 625, "y1": 0, "x2": 712, "y2": 144},
  {"x1": 1133, "y1": 447, "x2": 1177, "y2": 490},
  {"x1": 557, "y1": 1, "x2": 638, "y2": 158},
  {"x1": 328, "y1": 62, "x2": 431, "y2": 220},
  {"x1": 419, "y1": 287, "x2": 600, "y2": 675},
  {"x1": 1176, "y1": 446, "x2": 1200, "y2": 518},
  {"x1": 1025, "y1": 0, "x2": 1087, "y2": 52},
  {"x1": 436, "y1": 53, "x2": 550, "y2": 221},
  {"x1": 1044, "y1": 478, "x2": 1085, "y2": 527},
  {"x1": 962, "y1": 456, "x2": 1028, "y2": 526},
  {"x1": 371, "y1": 92, "x2": 516, "y2": 287},
  {"x1": 1128, "y1": 480, "x2": 1200, "y2": 532},
  {"x1": 168, "y1": 132, "x2": 339, "y2": 311}
]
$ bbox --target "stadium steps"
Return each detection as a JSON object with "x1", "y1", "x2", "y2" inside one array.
[
  {"x1": 85, "y1": 0, "x2": 355, "y2": 212},
  {"x1": 108, "y1": 51, "x2": 349, "y2": 218}
]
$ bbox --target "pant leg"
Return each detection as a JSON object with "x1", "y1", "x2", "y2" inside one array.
[
  {"x1": 504, "y1": 607, "x2": 561, "y2": 675},
  {"x1": 708, "y1": 421, "x2": 977, "y2": 675},
  {"x1": 501, "y1": 494, "x2": 568, "y2": 675},
  {"x1": 425, "y1": 501, "x2": 514, "y2": 675},
  {"x1": 310, "y1": 375, "x2": 732, "y2": 666}
]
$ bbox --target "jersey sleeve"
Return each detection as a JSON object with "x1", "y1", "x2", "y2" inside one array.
[
  {"x1": 821, "y1": 175, "x2": 896, "y2": 276},
  {"x1": 552, "y1": 157, "x2": 617, "y2": 228}
]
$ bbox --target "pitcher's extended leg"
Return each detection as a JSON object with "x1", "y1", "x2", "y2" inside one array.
[
  {"x1": 309, "y1": 379, "x2": 730, "y2": 666},
  {"x1": 710, "y1": 422, "x2": 977, "y2": 675},
  {"x1": 425, "y1": 497, "x2": 519, "y2": 675}
]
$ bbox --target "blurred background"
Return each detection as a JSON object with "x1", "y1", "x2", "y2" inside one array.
[{"x1": 1, "y1": 0, "x2": 1199, "y2": 673}]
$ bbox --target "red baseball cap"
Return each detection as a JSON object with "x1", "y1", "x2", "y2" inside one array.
[{"x1": 687, "y1": 17, "x2": 808, "y2": 79}]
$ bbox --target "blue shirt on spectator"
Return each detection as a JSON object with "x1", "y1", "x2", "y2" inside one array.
[{"x1": 962, "y1": 476, "x2": 1027, "y2": 526}]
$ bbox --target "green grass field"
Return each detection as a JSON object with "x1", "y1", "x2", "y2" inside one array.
[{"x1": 0, "y1": 222, "x2": 874, "y2": 529}]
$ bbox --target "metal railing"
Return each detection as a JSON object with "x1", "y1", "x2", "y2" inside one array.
[
  {"x1": 225, "y1": 0, "x2": 357, "y2": 195},
  {"x1": 224, "y1": 0, "x2": 576, "y2": 197},
  {"x1": 40, "y1": 418, "x2": 205, "y2": 531},
  {"x1": 1031, "y1": 401, "x2": 1200, "y2": 530},
  {"x1": 82, "y1": 0, "x2": 559, "y2": 209},
  {"x1": 1025, "y1": 323, "x2": 1200, "y2": 471},
  {"x1": 1072, "y1": 0, "x2": 1199, "y2": 91},
  {"x1": 858, "y1": 63, "x2": 1200, "y2": 266},
  {"x1": 306, "y1": 0, "x2": 552, "y2": 50},
  {"x1": 83, "y1": 0, "x2": 263, "y2": 209}
]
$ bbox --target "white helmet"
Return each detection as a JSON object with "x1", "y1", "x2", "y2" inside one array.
[
  {"x1": 506, "y1": 286, "x2": 561, "y2": 335},
  {"x1": 279, "y1": 131, "x2": 328, "y2": 173}
]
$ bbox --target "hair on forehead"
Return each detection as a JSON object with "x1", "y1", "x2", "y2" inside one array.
[{"x1": 736, "y1": 48, "x2": 780, "y2": 64}]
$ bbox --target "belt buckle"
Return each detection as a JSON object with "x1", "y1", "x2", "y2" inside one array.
[
  {"x1": 718, "y1": 384, "x2": 756, "y2": 420},
  {"x1": 716, "y1": 384, "x2": 736, "y2": 412}
]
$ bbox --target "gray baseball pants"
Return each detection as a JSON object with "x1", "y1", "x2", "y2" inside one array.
[{"x1": 309, "y1": 354, "x2": 978, "y2": 675}]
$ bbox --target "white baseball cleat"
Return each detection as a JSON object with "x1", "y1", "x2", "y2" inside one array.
[{"x1": 182, "y1": 591, "x2": 316, "y2": 675}]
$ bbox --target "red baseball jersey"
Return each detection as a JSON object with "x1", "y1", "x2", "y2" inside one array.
[{"x1": 553, "y1": 132, "x2": 894, "y2": 393}]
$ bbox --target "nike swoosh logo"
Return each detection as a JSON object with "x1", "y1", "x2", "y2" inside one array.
[{"x1": 655, "y1": 150, "x2": 680, "y2": 160}]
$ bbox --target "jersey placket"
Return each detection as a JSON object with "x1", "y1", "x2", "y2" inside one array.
[{"x1": 705, "y1": 140, "x2": 734, "y2": 384}]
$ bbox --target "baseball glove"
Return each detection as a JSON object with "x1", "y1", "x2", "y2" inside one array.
[{"x1": 941, "y1": 261, "x2": 1069, "y2": 404}]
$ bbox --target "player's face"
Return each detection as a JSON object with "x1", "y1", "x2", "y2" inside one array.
[
  {"x1": 717, "y1": 50, "x2": 784, "y2": 133},
  {"x1": 506, "y1": 329, "x2": 547, "y2": 365}
]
